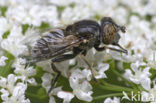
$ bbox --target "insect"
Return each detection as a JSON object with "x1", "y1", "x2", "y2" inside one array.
[{"x1": 30, "y1": 17, "x2": 127, "y2": 94}]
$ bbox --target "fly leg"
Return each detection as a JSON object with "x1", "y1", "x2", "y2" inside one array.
[
  {"x1": 113, "y1": 43, "x2": 128, "y2": 54},
  {"x1": 48, "y1": 52, "x2": 80, "y2": 94},
  {"x1": 106, "y1": 46, "x2": 128, "y2": 54},
  {"x1": 48, "y1": 62, "x2": 61, "y2": 95},
  {"x1": 80, "y1": 53, "x2": 97, "y2": 83},
  {"x1": 94, "y1": 45, "x2": 127, "y2": 54}
]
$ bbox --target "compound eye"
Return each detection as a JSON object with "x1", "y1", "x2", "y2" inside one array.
[
  {"x1": 104, "y1": 24, "x2": 116, "y2": 36},
  {"x1": 102, "y1": 23, "x2": 117, "y2": 44}
]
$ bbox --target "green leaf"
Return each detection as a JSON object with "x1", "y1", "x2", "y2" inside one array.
[
  {"x1": 94, "y1": 15, "x2": 101, "y2": 21},
  {"x1": 69, "y1": 3, "x2": 75, "y2": 8},
  {"x1": 0, "y1": 6, "x2": 7, "y2": 17},
  {"x1": 35, "y1": 66, "x2": 44, "y2": 77},
  {"x1": 39, "y1": 22, "x2": 50, "y2": 30},
  {"x1": 57, "y1": 6, "x2": 66, "y2": 13},
  {"x1": 145, "y1": 14, "x2": 152, "y2": 22},
  {"x1": 2, "y1": 30, "x2": 10, "y2": 39},
  {"x1": 131, "y1": 50, "x2": 135, "y2": 55},
  {"x1": 26, "y1": 86, "x2": 49, "y2": 103},
  {"x1": 123, "y1": 62, "x2": 131, "y2": 69},
  {"x1": 0, "y1": 92, "x2": 2, "y2": 103},
  {"x1": 37, "y1": 88, "x2": 47, "y2": 97},
  {"x1": 33, "y1": 66, "x2": 44, "y2": 84},
  {"x1": 56, "y1": 75, "x2": 72, "y2": 91},
  {"x1": 149, "y1": 69, "x2": 156, "y2": 80},
  {"x1": 22, "y1": 24, "x2": 30, "y2": 34}
]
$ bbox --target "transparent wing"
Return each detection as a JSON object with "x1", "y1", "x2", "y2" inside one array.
[{"x1": 31, "y1": 29, "x2": 83, "y2": 62}]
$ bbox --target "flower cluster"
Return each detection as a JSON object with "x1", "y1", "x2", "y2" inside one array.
[{"x1": 0, "y1": 0, "x2": 156, "y2": 103}]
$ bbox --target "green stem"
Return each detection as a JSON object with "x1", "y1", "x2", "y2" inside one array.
[
  {"x1": 137, "y1": 85, "x2": 147, "y2": 92},
  {"x1": 99, "y1": 82, "x2": 134, "y2": 92},
  {"x1": 110, "y1": 61, "x2": 138, "y2": 90},
  {"x1": 94, "y1": 93, "x2": 123, "y2": 100},
  {"x1": 113, "y1": 69, "x2": 137, "y2": 88}
]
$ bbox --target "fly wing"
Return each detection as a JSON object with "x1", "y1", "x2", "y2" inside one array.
[{"x1": 31, "y1": 29, "x2": 82, "y2": 62}]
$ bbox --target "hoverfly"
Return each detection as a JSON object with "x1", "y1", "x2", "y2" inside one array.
[{"x1": 30, "y1": 17, "x2": 127, "y2": 94}]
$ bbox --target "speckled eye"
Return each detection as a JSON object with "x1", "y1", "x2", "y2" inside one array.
[{"x1": 102, "y1": 23, "x2": 117, "y2": 44}]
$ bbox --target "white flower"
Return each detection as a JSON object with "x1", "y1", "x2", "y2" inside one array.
[
  {"x1": 104, "y1": 97, "x2": 120, "y2": 103},
  {"x1": 147, "y1": 51, "x2": 156, "y2": 69},
  {"x1": 74, "y1": 48, "x2": 109, "y2": 70},
  {"x1": 0, "y1": 88, "x2": 9, "y2": 102},
  {"x1": 141, "y1": 83, "x2": 156, "y2": 102},
  {"x1": 130, "y1": 61, "x2": 146, "y2": 70},
  {"x1": 9, "y1": 83, "x2": 30, "y2": 103},
  {"x1": 0, "y1": 56, "x2": 8, "y2": 66},
  {"x1": 41, "y1": 73, "x2": 53, "y2": 92},
  {"x1": 61, "y1": 5, "x2": 94, "y2": 25},
  {"x1": 14, "y1": 62, "x2": 36, "y2": 77},
  {"x1": 39, "y1": 6, "x2": 59, "y2": 27},
  {"x1": 1, "y1": 26, "x2": 28, "y2": 57},
  {"x1": 1, "y1": 37, "x2": 28, "y2": 57},
  {"x1": 57, "y1": 91, "x2": 74, "y2": 103},
  {"x1": 82, "y1": 69, "x2": 92, "y2": 81},
  {"x1": 10, "y1": 83, "x2": 30, "y2": 103},
  {"x1": 21, "y1": 28, "x2": 40, "y2": 47},
  {"x1": 123, "y1": 62, "x2": 151, "y2": 90},
  {"x1": 111, "y1": 7, "x2": 128, "y2": 25},
  {"x1": 42, "y1": 73, "x2": 63, "y2": 103},
  {"x1": 95, "y1": 63, "x2": 109, "y2": 79},
  {"x1": 148, "y1": 61, "x2": 156, "y2": 69},
  {"x1": 41, "y1": 73, "x2": 62, "y2": 97},
  {"x1": 6, "y1": 4, "x2": 59, "y2": 27},
  {"x1": 38, "y1": 59, "x2": 70, "y2": 78},
  {"x1": 144, "y1": 0, "x2": 156, "y2": 15},
  {"x1": 69, "y1": 58, "x2": 76, "y2": 65},
  {"x1": 49, "y1": 96, "x2": 56, "y2": 103},
  {"x1": 120, "y1": 0, "x2": 147, "y2": 16},
  {"x1": 0, "y1": 74, "x2": 20, "y2": 93},
  {"x1": 1, "y1": 0, "x2": 156, "y2": 103},
  {"x1": 13, "y1": 58, "x2": 37, "y2": 85},
  {"x1": 0, "y1": 0, "x2": 8, "y2": 6},
  {"x1": 49, "y1": 0, "x2": 73, "y2": 6},
  {"x1": 69, "y1": 69, "x2": 93, "y2": 102},
  {"x1": 46, "y1": 86, "x2": 63, "y2": 103},
  {"x1": 55, "y1": 60, "x2": 71, "y2": 77},
  {"x1": 0, "y1": 17, "x2": 13, "y2": 36},
  {"x1": 0, "y1": 74, "x2": 30, "y2": 103},
  {"x1": 0, "y1": 76, "x2": 7, "y2": 87},
  {"x1": 73, "y1": 81, "x2": 93, "y2": 102}
]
